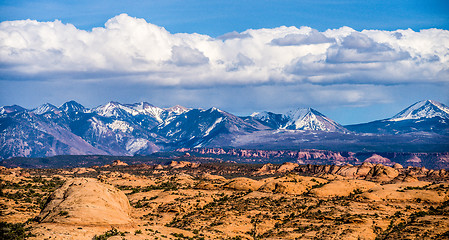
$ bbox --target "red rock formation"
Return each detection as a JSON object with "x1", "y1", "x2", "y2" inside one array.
[{"x1": 112, "y1": 160, "x2": 128, "y2": 166}]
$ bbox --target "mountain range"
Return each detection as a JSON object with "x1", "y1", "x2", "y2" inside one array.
[{"x1": 1, "y1": 100, "x2": 448, "y2": 159}]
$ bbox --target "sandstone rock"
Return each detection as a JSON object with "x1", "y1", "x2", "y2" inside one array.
[
  {"x1": 255, "y1": 163, "x2": 276, "y2": 175},
  {"x1": 201, "y1": 173, "x2": 227, "y2": 182},
  {"x1": 364, "y1": 164, "x2": 399, "y2": 182},
  {"x1": 38, "y1": 178, "x2": 131, "y2": 225},
  {"x1": 223, "y1": 177, "x2": 263, "y2": 191},
  {"x1": 311, "y1": 180, "x2": 378, "y2": 198},
  {"x1": 393, "y1": 163, "x2": 403, "y2": 169},
  {"x1": 277, "y1": 162, "x2": 299, "y2": 173},
  {"x1": 175, "y1": 173, "x2": 195, "y2": 187},
  {"x1": 401, "y1": 174, "x2": 419, "y2": 182},
  {"x1": 259, "y1": 175, "x2": 327, "y2": 195},
  {"x1": 355, "y1": 162, "x2": 374, "y2": 177},
  {"x1": 364, "y1": 154, "x2": 392, "y2": 165},
  {"x1": 112, "y1": 160, "x2": 128, "y2": 166},
  {"x1": 72, "y1": 167, "x2": 96, "y2": 174},
  {"x1": 169, "y1": 161, "x2": 199, "y2": 169},
  {"x1": 362, "y1": 182, "x2": 445, "y2": 203},
  {"x1": 360, "y1": 162, "x2": 373, "y2": 168},
  {"x1": 154, "y1": 164, "x2": 164, "y2": 170},
  {"x1": 335, "y1": 165, "x2": 358, "y2": 178}
]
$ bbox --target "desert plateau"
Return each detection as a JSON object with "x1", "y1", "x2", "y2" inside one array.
[{"x1": 1, "y1": 158, "x2": 448, "y2": 240}]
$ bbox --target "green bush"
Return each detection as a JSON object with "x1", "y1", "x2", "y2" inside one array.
[
  {"x1": 0, "y1": 222, "x2": 35, "y2": 240},
  {"x1": 93, "y1": 228, "x2": 125, "y2": 240}
]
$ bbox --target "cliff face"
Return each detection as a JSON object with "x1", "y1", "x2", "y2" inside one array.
[{"x1": 178, "y1": 148, "x2": 449, "y2": 169}]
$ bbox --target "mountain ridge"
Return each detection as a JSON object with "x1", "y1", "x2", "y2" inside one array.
[{"x1": 1, "y1": 99, "x2": 448, "y2": 160}]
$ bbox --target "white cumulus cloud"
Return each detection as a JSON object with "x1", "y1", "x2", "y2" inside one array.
[{"x1": 1, "y1": 14, "x2": 448, "y2": 86}]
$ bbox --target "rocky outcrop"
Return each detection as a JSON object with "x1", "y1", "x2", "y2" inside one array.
[
  {"x1": 38, "y1": 178, "x2": 131, "y2": 225},
  {"x1": 254, "y1": 162, "x2": 299, "y2": 175},
  {"x1": 310, "y1": 180, "x2": 378, "y2": 197},
  {"x1": 255, "y1": 163, "x2": 277, "y2": 175},
  {"x1": 169, "y1": 161, "x2": 200, "y2": 169},
  {"x1": 112, "y1": 160, "x2": 128, "y2": 166},
  {"x1": 393, "y1": 163, "x2": 403, "y2": 169},
  {"x1": 223, "y1": 177, "x2": 264, "y2": 191},
  {"x1": 295, "y1": 163, "x2": 449, "y2": 182},
  {"x1": 364, "y1": 154, "x2": 393, "y2": 165},
  {"x1": 277, "y1": 162, "x2": 299, "y2": 173},
  {"x1": 259, "y1": 175, "x2": 327, "y2": 195},
  {"x1": 364, "y1": 164, "x2": 399, "y2": 182},
  {"x1": 154, "y1": 164, "x2": 164, "y2": 170}
]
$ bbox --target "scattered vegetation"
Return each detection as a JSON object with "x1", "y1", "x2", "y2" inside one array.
[
  {"x1": 0, "y1": 222, "x2": 35, "y2": 240},
  {"x1": 93, "y1": 228, "x2": 126, "y2": 240}
]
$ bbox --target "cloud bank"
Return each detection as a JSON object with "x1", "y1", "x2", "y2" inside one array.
[
  {"x1": 1, "y1": 13, "x2": 448, "y2": 87},
  {"x1": 1, "y1": 14, "x2": 449, "y2": 124}
]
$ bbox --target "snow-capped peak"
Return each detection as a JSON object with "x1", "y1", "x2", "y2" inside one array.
[
  {"x1": 251, "y1": 111, "x2": 267, "y2": 117},
  {"x1": 251, "y1": 111, "x2": 274, "y2": 121},
  {"x1": 93, "y1": 101, "x2": 128, "y2": 118},
  {"x1": 59, "y1": 100, "x2": 86, "y2": 113},
  {"x1": 32, "y1": 103, "x2": 59, "y2": 115},
  {"x1": 129, "y1": 101, "x2": 153, "y2": 110},
  {"x1": 285, "y1": 108, "x2": 319, "y2": 120},
  {"x1": 126, "y1": 102, "x2": 164, "y2": 120},
  {"x1": 164, "y1": 105, "x2": 190, "y2": 114},
  {"x1": 281, "y1": 107, "x2": 346, "y2": 132},
  {"x1": 0, "y1": 105, "x2": 26, "y2": 114},
  {"x1": 196, "y1": 107, "x2": 225, "y2": 115},
  {"x1": 389, "y1": 100, "x2": 449, "y2": 121}
]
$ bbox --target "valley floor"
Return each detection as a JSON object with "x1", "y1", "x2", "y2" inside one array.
[{"x1": 1, "y1": 161, "x2": 448, "y2": 240}]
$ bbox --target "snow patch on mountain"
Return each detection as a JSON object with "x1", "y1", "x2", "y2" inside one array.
[
  {"x1": 89, "y1": 117, "x2": 109, "y2": 136},
  {"x1": 128, "y1": 102, "x2": 165, "y2": 122},
  {"x1": 107, "y1": 120, "x2": 134, "y2": 133},
  {"x1": 204, "y1": 117, "x2": 223, "y2": 136},
  {"x1": 126, "y1": 138, "x2": 149, "y2": 155},
  {"x1": 93, "y1": 101, "x2": 190, "y2": 126}
]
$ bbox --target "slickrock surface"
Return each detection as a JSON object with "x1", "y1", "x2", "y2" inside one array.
[{"x1": 38, "y1": 178, "x2": 131, "y2": 225}]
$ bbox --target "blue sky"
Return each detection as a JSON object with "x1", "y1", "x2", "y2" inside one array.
[
  {"x1": 2, "y1": 0, "x2": 448, "y2": 35},
  {"x1": 1, "y1": 0, "x2": 448, "y2": 124}
]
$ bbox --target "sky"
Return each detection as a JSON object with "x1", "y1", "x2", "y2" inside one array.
[{"x1": 0, "y1": 0, "x2": 448, "y2": 124}]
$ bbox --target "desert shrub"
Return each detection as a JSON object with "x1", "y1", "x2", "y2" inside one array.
[
  {"x1": 93, "y1": 227, "x2": 125, "y2": 240},
  {"x1": 0, "y1": 222, "x2": 35, "y2": 240}
]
